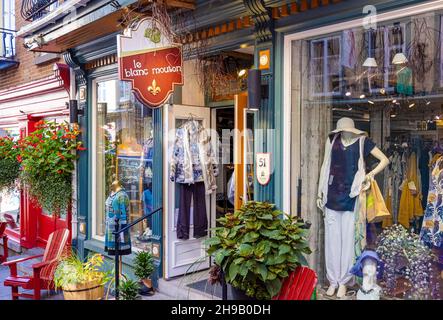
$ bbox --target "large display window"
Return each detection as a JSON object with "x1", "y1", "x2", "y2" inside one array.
[
  {"x1": 92, "y1": 77, "x2": 155, "y2": 252},
  {"x1": 286, "y1": 8, "x2": 443, "y2": 299}
]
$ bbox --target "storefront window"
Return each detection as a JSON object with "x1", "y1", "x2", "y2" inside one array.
[
  {"x1": 93, "y1": 78, "x2": 154, "y2": 252},
  {"x1": 289, "y1": 11, "x2": 442, "y2": 297},
  {"x1": 0, "y1": 127, "x2": 20, "y2": 233}
]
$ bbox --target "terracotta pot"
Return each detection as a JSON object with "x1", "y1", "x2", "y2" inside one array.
[
  {"x1": 142, "y1": 278, "x2": 152, "y2": 288},
  {"x1": 62, "y1": 280, "x2": 105, "y2": 300}
]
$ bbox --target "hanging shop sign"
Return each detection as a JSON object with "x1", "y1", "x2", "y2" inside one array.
[
  {"x1": 256, "y1": 152, "x2": 271, "y2": 186},
  {"x1": 117, "y1": 18, "x2": 184, "y2": 108}
]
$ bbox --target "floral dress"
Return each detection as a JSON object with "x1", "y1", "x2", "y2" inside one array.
[
  {"x1": 104, "y1": 189, "x2": 132, "y2": 255},
  {"x1": 420, "y1": 156, "x2": 443, "y2": 248}
]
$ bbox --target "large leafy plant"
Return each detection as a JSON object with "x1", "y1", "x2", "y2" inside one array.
[
  {"x1": 206, "y1": 201, "x2": 311, "y2": 300},
  {"x1": 18, "y1": 120, "x2": 85, "y2": 214},
  {"x1": 54, "y1": 253, "x2": 112, "y2": 289},
  {"x1": 0, "y1": 136, "x2": 20, "y2": 191}
]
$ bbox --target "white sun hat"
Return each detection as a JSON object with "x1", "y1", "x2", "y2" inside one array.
[{"x1": 329, "y1": 117, "x2": 368, "y2": 136}]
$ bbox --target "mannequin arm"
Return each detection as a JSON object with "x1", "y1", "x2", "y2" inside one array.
[{"x1": 366, "y1": 146, "x2": 390, "y2": 180}]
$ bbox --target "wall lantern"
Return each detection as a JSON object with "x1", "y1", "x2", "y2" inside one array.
[{"x1": 247, "y1": 68, "x2": 262, "y2": 111}]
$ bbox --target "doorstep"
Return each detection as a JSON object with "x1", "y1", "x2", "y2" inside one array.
[{"x1": 157, "y1": 270, "x2": 221, "y2": 300}]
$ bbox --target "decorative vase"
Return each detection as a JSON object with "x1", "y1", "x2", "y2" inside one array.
[{"x1": 62, "y1": 280, "x2": 104, "y2": 300}]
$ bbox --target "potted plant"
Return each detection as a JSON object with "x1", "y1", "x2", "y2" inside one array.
[
  {"x1": 119, "y1": 278, "x2": 141, "y2": 300},
  {"x1": 54, "y1": 253, "x2": 112, "y2": 300},
  {"x1": 0, "y1": 136, "x2": 20, "y2": 191},
  {"x1": 133, "y1": 250, "x2": 155, "y2": 295},
  {"x1": 18, "y1": 120, "x2": 85, "y2": 214},
  {"x1": 206, "y1": 201, "x2": 311, "y2": 300}
]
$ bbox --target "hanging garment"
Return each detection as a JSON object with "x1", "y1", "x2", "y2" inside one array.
[
  {"x1": 105, "y1": 189, "x2": 132, "y2": 256},
  {"x1": 398, "y1": 152, "x2": 424, "y2": 228},
  {"x1": 419, "y1": 149, "x2": 430, "y2": 210},
  {"x1": 324, "y1": 207, "x2": 356, "y2": 287},
  {"x1": 342, "y1": 30, "x2": 356, "y2": 68},
  {"x1": 383, "y1": 152, "x2": 402, "y2": 227},
  {"x1": 177, "y1": 182, "x2": 208, "y2": 240},
  {"x1": 170, "y1": 120, "x2": 219, "y2": 194},
  {"x1": 396, "y1": 66, "x2": 413, "y2": 96},
  {"x1": 420, "y1": 156, "x2": 443, "y2": 248}
]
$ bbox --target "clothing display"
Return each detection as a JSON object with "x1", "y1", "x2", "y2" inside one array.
[
  {"x1": 324, "y1": 208, "x2": 356, "y2": 287},
  {"x1": 170, "y1": 118, "x2": 219, "y2": 240},
  {"x1": 398, "y1": 152, "x2": 424, "y2": 228},
  {"x1": 104, "y1": 188, "x2": 132, "y2": 255},
  {"x1": 326, "y1": 134, "x2": 376, "y2": 211},
  {"x1": 170, "y1": 119, "x2": 219, "y2": 195},
  {"x1": 396, "y1": 66, "x2": 413, "y2": 96},
  {"x1": 177, "y1": 182, "x2": 208, "y2": 240},
  {"x1": 420, "y1": 155, "x2": 443, "y2": 248}
]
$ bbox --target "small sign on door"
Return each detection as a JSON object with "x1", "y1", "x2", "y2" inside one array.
[{"x1": 256, "y1": 153, "x2": 271, "y2": 186}]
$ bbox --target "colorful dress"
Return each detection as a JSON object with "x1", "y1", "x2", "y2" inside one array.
[
  {"x1": 420, "y1": 156, "x2": 443, "y2": 248},
  {"x1": 104, "y1": 189, "x2": 132, "y2": 255}
]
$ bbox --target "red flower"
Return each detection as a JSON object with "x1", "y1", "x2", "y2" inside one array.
[
  {"x1": 77, "y1": 146, "x2": 87, "y2": 151},
  {"x1": 56, "y1": 152, "x2": 65, "y2": 160},
  {"x1": 16, "y1": 155, "x2": 22, "y2": 163},
  {"x1": 57, "y1": 170, "x2": 63, "y2": 174}
]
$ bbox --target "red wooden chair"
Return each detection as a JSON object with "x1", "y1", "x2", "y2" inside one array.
[
  {"x1": 0, "y1": 222, "x2": 8, "y2": 263},
  {"x1": 2, "y1": 228, "x2": 69, "y2": 300},
  {"x1": 273, "y1": 266, "x2": 318, "y2": 300}
]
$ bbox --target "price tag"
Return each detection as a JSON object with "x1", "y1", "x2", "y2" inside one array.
[{"x1": 256, "y1": 153, "x2": 271, "y2": 186}]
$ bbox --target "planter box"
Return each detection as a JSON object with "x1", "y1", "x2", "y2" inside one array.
[{"x1": 62, "y1": 280, "x2": 105, "y2": 300}]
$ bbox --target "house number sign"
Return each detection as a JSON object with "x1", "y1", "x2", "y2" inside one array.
[
  {"x1": 117, "y1": 17, "x2": 184, "y2": 108},
  {"x1": 256, "y1": 153, "x2": 271, "y2": 186}
]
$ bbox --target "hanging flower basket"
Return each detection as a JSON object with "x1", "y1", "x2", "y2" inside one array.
[
  {"x1": 0, "y1": 136, "x2": 20, "y2": 191},
  {"x1": 18, "y1": 120, "x2": 85, "y2": 214}
]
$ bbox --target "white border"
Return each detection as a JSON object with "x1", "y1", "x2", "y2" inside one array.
[{"x1": 282, "y1": 0, "x2": 443, "y2": 214}]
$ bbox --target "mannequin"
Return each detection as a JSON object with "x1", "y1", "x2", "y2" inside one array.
[
  {"x1": 317, "y1": 118, "x2": 389, "y2": 298},
  {"x1": 350, "y1": 250, "x2": 383, "y2": 300},
  {"x1": 104, "y1": 180, "x2": 132, "y2": 256}
]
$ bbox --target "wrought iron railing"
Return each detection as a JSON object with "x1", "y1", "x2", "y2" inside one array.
[
  {"x1": 21, "y1": 0, "x2": 60, "y2": 21},
  {"x1": 0, "y1": 28, "x2": 16, "y2": 59},
  {"x1": 112, "y1": 207, "x2": 162, "y2": 300}
]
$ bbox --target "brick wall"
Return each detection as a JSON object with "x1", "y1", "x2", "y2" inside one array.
[{"x1": 0, "y1": 0, "x2": 63, "y2": 90}]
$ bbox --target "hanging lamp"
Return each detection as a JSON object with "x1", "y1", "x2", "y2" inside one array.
[{"x1": 363, "y1": 28, "x2": 378, "y2": 67}]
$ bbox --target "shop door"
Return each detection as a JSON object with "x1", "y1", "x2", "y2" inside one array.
[{"x1": 164, "y1": 104, "x2": 212, "y2": 279}]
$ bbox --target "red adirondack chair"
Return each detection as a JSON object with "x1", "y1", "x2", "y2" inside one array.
[
  {"x1": 0, "y1": 222, "x2": 8, "y2": 263},
  {"x1": 2, "y1": 228, "x2": 69, "y2": 300},
  {"x1": 273, "y1": 266, "x2": 318, "y2": 300}
]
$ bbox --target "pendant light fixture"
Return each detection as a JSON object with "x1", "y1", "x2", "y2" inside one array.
[
  {"x1": 363, "y1": 28, "x2": 378, "y2": 67},
  {"x1": 392, "y1": 23, "x2": 408, "y2": 65}
]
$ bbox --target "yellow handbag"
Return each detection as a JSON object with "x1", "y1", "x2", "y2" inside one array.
[{"x1": 366, "y1": 179, "x2": 391, "y2": 223}]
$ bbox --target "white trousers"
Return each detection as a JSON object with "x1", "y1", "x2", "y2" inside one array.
[{"x1": 324, "y1": 207, "x2": 355, "y2": 287}]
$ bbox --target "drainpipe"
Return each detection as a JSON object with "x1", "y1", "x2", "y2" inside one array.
[{"x1": 69, "y1": 68, "x2": 78, "y2": 245}]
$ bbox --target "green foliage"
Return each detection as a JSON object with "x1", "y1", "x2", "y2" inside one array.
[
  {"x1": 144, "y1": 27, "x2": 161, "y2": 43},
  {"x1": 133, "y1": 250, "x2": 155, "y2": 280},
  {"x1": 206, "y1": 201, "x2": 312, "y2": 300},
  {"x1": 119, "y1": 278, "x2": 140, "y2": 300},
  {"x1": 54, "y1": 252, "x2": 112, "y2": 289},
  {"x1": 18, "y1": 120, "x2": 85, "y2": 214},
  {"x1": 0, "y1": 136, "x2": 20, "y2": 190}
]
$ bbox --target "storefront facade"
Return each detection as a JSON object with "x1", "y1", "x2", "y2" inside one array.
[{"x1": 278, "y1": 0, "x2": 443, "y2": 287}]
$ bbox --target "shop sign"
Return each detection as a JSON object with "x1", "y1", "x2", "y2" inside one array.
[
  {"x1": 256, "y1": 153, "x2": 271, "y2": 185},
  {"x1": 117, "y1": 18, "x2": 184, "y2": 108}
]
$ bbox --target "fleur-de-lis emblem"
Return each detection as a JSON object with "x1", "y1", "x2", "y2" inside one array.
[{"x1": 148, "y1": 79, "x2": 161, "y2": 96}]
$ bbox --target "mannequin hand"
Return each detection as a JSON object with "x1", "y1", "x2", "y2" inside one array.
[
  {"x1": 316, "y1": 198, "x2": 324, "y2": 214},
  {"x1": 362, "y1": 172, "x2": 374, "y2": 191}
]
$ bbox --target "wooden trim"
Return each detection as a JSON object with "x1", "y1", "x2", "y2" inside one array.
[
  {"x1": 84, "y1": 54, "x2": 118, "y2": 70},
  {"x1": 234, "y1": 92, "x2": 247, "y2": 210}
]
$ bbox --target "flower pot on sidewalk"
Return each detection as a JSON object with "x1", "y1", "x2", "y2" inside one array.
[{"x1": 62, "y1": 280, "x2": 105, "y2": 300}]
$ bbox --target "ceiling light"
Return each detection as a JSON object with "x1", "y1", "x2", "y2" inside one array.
[
  {"x1": 380, "y1": 88, "x2": 386, "y2": 95},
  {"x1": 391, "y1": 114, "x2": 397, "y2": 118},
  {"x1": 363, "y1": 57, "x2": 378, "y2": 68},
  {"x1": 392, "y1": 99, "x2": 397, "y2": 103},
  {"x1": 346, "y1": 104, "x2": 352, "y2": 111},
  {"x1": 426, "y1": 100, "x2": 431, "y2": 106},
  {"x1": 392, "y1": 52, "x2": 408, "y2": 65},
  {"x1": 345, "y1": 91, "x2": 351, "y2": 97},
  {"x1": 360, "y1": 94, "x2": 366, "y2": 99},
  {"x1": 238, "y1": 69, "x2": 247, "y2": 78},
  {"x1": 408, "y1": 103, "x2": 415, "y2": 108},
  {"x1": 368, "y1": 100, "x2": 374, "y2": 105},
  {"x1": 436, "y1": 115, "x2": 440, "y2": 120}
]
